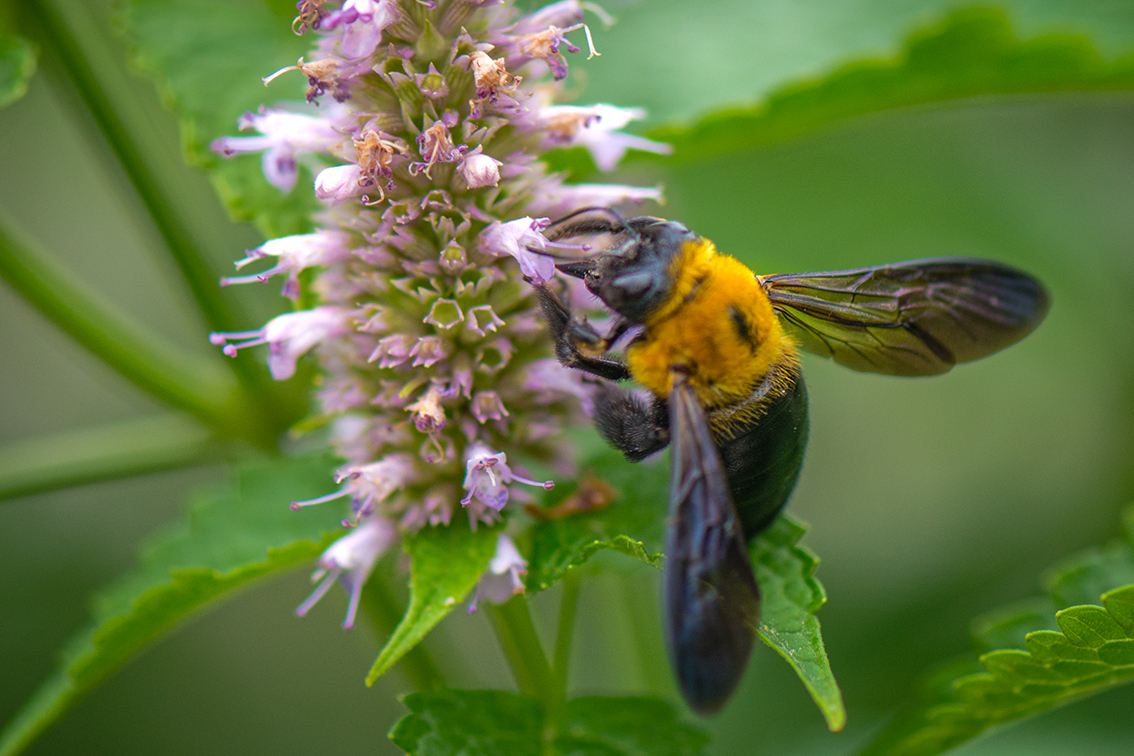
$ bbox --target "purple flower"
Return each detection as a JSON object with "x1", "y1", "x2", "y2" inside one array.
[
  {"x1": 461, "y1": 443, "x2": 553, "y2": 513},
  {"x1": 468, "y1": 533, "x2": 528, "y2": 613},
  {"x1": 221, "y1": 230, "x2": 352, "y2": 299},
  {"x1": 471, "y1": 390, "x2": 509, "y2": 424},
  {"x1": 211, "y1": 107, "x2": 344, "y2": 192},
  {"x1": 315, "y1": 164, "x2": 363, "y2": 202},
  {"x1": 513, "y1": 0, "x2": 587, "y2": 32},
  {"x1": 209, "y1": 306, "x2": 350, "y2": 380},
  {"x1": 291, "y1": 454, "x2": 415, "y2": 523},
  {"x1": 467, "y1": 51, "x2": 522, "y2": 115},
  {"x1": 211, "y1": 1, "x2": 670, "y2": 630},
  {"x1": 423, "y1": 298, "x2": 464, "y2": 330},
  {"x1": 541, "y1": 104, "x2": 671, "y2": 171},
  {"x1": 479, "y1": 217, "x2": 555, "y2": 285},
  {"x1": 296, "y1": 516, "x2": 397, "y2": 628},
  {"x1": 531, "y1": 181, "x2": 664, "y2": 217},
  {"x1": 458, "y1": 150, "x2": 503, "y2": 189},
  {"x1": 524, "y1": 357, "x2": 595, "y2": 414},
  {"x1": 411, "y1": 117, "x2": 465, "y2": 178},
  {"x1": 406, "y1": 386, "x2": 447, "y2": 433},
  {"x1": 466, "y1": 304, "x2": 505, "y2": 337},
  {"x1": 368, "y1": 333, "x2": 414, "y2": 368},
  {"x1": 416, "y1": 63, "x2": 449, "y2": 100},
  {"x1": 323, "y1": 0, "x2": 398, "y2": 60},
  {"x1": 409, "y1": 335, "x2": 447, "y2": 367}
]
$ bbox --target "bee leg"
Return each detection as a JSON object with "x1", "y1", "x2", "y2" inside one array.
[
  {"x1": 593, "y1": 384, "x2": 670, "y2": 461},
  {"x1": 536, "y1": 284, "x2": 631, "y2": 381}
]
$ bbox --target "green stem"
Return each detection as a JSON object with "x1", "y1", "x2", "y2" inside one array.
[
  {"x1": 360, "y1": 575, "x2": 445, "y2": 691},
  {"x1": 621, "y1": 575, "x2": 668, "y2": 692},
  {"x1": 0, "y1": 216, "x2": 249, "y2": 437},
  {"x1": 550, "y1": 573, "x2": 581, "y2": 710},
  {"x1": 488, "y1": 598, "x2": 555, "y2": 701},
  {"x1": 24, "y1": 0, "x2": 270, "y2": 402},
  {"x1": 0, "y1": 414, "x2": 220, "y2": 502}
]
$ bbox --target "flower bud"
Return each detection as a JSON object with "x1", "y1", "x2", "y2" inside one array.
[{"x1": 458, "y1": 151, "x2": 503, "y2": 189}]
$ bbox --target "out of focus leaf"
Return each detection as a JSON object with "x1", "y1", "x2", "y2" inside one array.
[
  {"x1": 582, "y1": 0, "x2": 1134, "y2": 125},
  {"x1": 388, "y1": 689, "x2": 710, "y2": 755},
  {"x1": 0, "y1": 456, "x2": 339, "y2": 756},
  {"x1": 121, "y1": 0, "x2": 316, "y2": 237},
  {"x1": 365, "y1": 522, "x2": 497, "y2": 686},
  {"x1": 971, "y1": 598, "x2": 1057, "y2": 651},
  {"x1": 553, "y1": 7, "x2": 1134, "y2": 176},
  {"x1": 525, "y1": 450, "x2": 842, "y2": 729},
  {"x1": 1045, "y1": 542, "x2": 1134, "y2": 608},
  {"x1": 0, "y1": 34, "x2": 35, "y2": 109},
  {"x1": 863, "y1": 506, "x2": 1134, "y2": 755}
]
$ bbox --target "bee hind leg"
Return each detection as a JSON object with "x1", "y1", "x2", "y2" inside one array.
[
  {"x1": 536, "y1": 284, "x2": 631, "y2": 381},
  {"x1": 593, "y1": 383, "x2": 670, "y2": 461}
]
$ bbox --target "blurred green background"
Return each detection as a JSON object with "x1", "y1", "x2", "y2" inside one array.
[{"x1": 2, "y1": 0, "x2": 1133, "y2": 753}]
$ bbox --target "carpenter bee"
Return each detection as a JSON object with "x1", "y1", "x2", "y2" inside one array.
[{"x1": 532, "y1": 207, "x2": 1049, "y2": 715}]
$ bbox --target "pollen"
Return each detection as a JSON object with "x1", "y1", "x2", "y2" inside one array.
[
  {"x1": 469, "y1": 51, "x2": 521, "y2": 96},
  {"x1": 291, "y1": 0, "x2": 327, "y2": 35},
  {"x1": 412, "y1": 120, "x2": 460, "y2": 178},
  {"x1": 353, "y1": 129, "x2": 404, "y2": 203},
  {"x1": 544, "y1": 111, "x2": 596, "y2": 144}
]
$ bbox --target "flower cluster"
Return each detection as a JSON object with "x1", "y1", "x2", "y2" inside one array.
[{"x1": 210, "y1": 0, "x2": 668, "y2": 624}]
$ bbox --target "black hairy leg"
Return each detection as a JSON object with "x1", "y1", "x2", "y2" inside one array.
[
  {"x1": 536, "y1": 284, "x2": 631, "y2": 382},
  {"x1": 593, "y1": 382, "x2": 670, "y2": 461}
]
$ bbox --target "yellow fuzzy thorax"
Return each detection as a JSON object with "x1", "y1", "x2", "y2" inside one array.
[{"x1": 626, "y1": 238, "x2": 791, "y2": 406}]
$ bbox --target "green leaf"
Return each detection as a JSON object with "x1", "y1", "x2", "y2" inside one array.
[
  {"x1": 0, "y1": 455, "x2": 339, "y2": 756},
  {"x1": 121, "y1": 0, "x2": 316, "y2": 236},
  {"x1": 972, "y1": 598, "x2": 1058, "y2": 651},
  {"x1": 863, "y1": 507, "x2": 1134, "y2": 756},
  {"x1": 578, "y1": 0, "x2": 1134, "y2": 126},
  {"x1": 1044, "y1": 542, "x2": 1134, "y2": 607},
  {"x1": 0, "y1": 34, "x2": 35, "y2": 109},
  {"x1": 365, "y1": 522, "x2": 497, "y2": 686},
  {"x1": 526, "y1": 450, "x2": 666, "y2": 592},
  {"x1": 554, "y1": 695, "x2": 712, "y2": 754},
  {"x1": 525, "y1": 449, "x2": 842, "y2": 729},
  {"x1": 752, "y1": 516, "x2": 846, "y2": 732},
  {"x1": 389, "y1": 689, "x2": 542, "y2": 755},
  {"x1": 552, "y1": 6, "x2": 1134, "y2": 177},
  {"x1": 389, "y1": 689, "x2": 711, "y2": 755}
]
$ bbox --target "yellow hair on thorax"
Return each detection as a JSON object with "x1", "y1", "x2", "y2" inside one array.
[{"x1": 627, "y1": 238, "x2": 792, "y2": 406}]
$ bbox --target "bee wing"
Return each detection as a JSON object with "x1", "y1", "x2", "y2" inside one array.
[
  {"x1": 760, "y1": 258, "x2": 1049, "y2": 375},
  {"x1": 665, "y1": 380, "x2": 761, "y2": 715}
]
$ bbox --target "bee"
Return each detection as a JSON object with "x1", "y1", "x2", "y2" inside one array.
[{"x1": 532, "y1": 207, "x2": 1049, "y2": 715}]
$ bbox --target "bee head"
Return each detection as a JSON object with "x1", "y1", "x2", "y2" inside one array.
[{"x1": 543, "y1": 208, "x2": 695, "y2": 323}]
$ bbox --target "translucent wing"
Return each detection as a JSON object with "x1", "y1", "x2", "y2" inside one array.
[
  {"x1": 760, "y1": 258, "x2": 1049, "y2": 375},
  {"x1": 665, "y1": 380, "x2": 761, "y2": 715}
]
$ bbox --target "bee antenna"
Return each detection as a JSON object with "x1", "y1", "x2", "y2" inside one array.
[
  {"x1": 544, "y1": 206, "x2": 635, "y2": 242},
  {"x1": 524, "y1": 243, "x2": 594, "y2": 260}
]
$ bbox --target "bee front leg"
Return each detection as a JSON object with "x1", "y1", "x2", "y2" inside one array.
[{"x1": 536, "y1": 285, "x2": 631, "y2": 382}]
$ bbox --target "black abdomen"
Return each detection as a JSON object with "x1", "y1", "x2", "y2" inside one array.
[{"x1": 717, "y1": 374, "x2": 809, "y2": 539}]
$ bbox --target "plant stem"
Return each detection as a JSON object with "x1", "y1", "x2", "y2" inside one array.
[
  {"x1": 0, "y1": 216, "x2": 251, "y2": 438},
  {"x1": 24, "y1": 0, "x2": 272, "y2": 405},
  {"x1": 0, "y1": 413, "x2": 219, "y2": 502},
  {"x1": 488, "y1": 598, "x2": 555, "y2": 701},
  {"x1": 550, "y1": 573, "x2": 581, "y2": 710},
  {"x1": 360, "y1": 575, "x2": 444, "y2": 691},
  {"x1": 620, "y1": 575, "x2": 669, "y2": 692}
]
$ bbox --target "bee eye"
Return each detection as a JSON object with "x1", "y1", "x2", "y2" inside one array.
[{"x1": 611, "y1": 272, "x2": 653, "y2": 297}]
